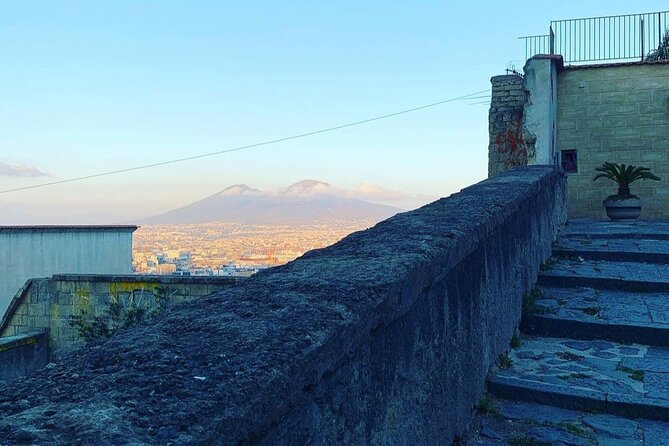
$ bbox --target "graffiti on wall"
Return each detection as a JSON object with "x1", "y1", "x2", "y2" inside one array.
[{"x1": 495, "y1": 117, "x2": 535, "y2": 169}]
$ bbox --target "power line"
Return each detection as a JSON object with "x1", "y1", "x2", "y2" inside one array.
[{"x1": 0, "y1": 88, "x2": 490, "y2": 195}]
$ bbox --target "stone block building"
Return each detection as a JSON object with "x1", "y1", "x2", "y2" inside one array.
[
  {"x1": 489, "y1": 58, "x2": 669, "y2": 220},
  {"x1": 557, "y1": 63, "x2": 669, "y2": 218}
]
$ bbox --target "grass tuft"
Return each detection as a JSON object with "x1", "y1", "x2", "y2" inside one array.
[
  {"x1": 522, "y1": 287, "x2": 548, "y2": 315},
  {"x1": 497, "y1": 353, "x2": 513, "y2": 369},
  {"x1": 476, "y1": 394, "x2": 502, "y2": 420},
  {"x1": 617, "y1": 364, "x2": 645, "y2": 382},
  {"x1": 557, "y1": 421, "x2": 591, "y2": 438},
  {"x1": 556, "y1": 351, "x2": 584, "y2": 362}
]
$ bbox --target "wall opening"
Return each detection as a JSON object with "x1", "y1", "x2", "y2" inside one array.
[{"x1": 561, "y1": 149, "x2": 578, "y2": 173}]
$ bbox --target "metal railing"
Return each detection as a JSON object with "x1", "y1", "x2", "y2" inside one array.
[{"x1": 519, "y1": 11, "x2": 668, "y2": 64}]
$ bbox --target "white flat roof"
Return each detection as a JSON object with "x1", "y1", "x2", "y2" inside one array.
[{"x1": 0, "y1": 225, "x2": 138, "y2": 232}]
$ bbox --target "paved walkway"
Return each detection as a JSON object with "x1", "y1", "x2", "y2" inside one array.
[{"x1": 467, "y1": 221, "x2": 669, "y2": 445}]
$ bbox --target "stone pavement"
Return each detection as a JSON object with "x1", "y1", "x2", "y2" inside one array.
[
  {"x1": 466, "y1": 221, "x2": 669, "y2": 445},
  {"x1": 466, "y1": 398, "x2": 669, "y2": 445}
]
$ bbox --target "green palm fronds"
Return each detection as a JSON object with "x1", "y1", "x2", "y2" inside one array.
[
  {"x1": 593, "y1": 162, "x2": 661, "y2": 197},
  {"x1": 647, "y1": 30, "x2": 669, "y2": 61}
]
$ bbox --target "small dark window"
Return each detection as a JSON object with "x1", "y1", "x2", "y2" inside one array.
[{"x1": 561, "y1": 150, "x2": 578, "y2": 173}]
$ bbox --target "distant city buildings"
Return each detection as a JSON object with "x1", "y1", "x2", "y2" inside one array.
[{"x1": 132, "y1": 220, "x2": 374, "y2": 277}]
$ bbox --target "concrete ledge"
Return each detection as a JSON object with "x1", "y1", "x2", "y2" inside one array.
[
  {"x1": 51, "y1": 274, "x2": 243, "y2": 285},
  {"x1": 0, "y1": 330, "x2": 49, "y2": 381}
]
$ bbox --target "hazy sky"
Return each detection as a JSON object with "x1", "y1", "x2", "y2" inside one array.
[{"x1": 0, "y1": 1, "x2": 664, "y2": 222}]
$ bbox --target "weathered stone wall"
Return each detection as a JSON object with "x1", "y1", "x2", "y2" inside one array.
[
  {"x1": 0, "y1": 330, "x2": 48, "y2": 381},
  {"x1": 488, "y1": 75, "x2": 533, "y2": 176},
  {"x1": 557, "y1": 62, "x2": 669, "y2": 219},
  {"x1": 0, "y1": 275, "x2": 243, "y2": 355},
  {"x1": 0, "y1": 166, "x2": 566, "y2": 446}
]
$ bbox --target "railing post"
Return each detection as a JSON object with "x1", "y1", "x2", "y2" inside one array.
[
  {"x1": 549, "y1": 26, "x2": 555, "y2": 54},
  {"x1": 659, "y1": 12, "x2": 663, "y2": 43},
  {"x1": 640, "y1": 16, "x2": 645, "y2": 61}
]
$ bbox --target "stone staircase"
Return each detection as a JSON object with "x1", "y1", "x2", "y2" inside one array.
[{"x1": 468, "y1": 221, "x2": 669, "y2": 445}]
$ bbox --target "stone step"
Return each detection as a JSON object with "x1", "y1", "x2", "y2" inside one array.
[
  {"x1": 537, "y1": 258, "x2": 669, "y2": 292},
  {"x1": 563, "y1": 220, "x2": 669, "y2": 241},
  {"x1": 488, "y1": 336, "x2": 669, "y2": 421},
  {"x1": 521, "y1": 287, "x2": 669, "y2": 346},
  {"x1": 553, "y1": 236, "x2": 669, "y2": 263},
  {"x1": 468, "y1": 396, "x2": 669, "y2": 445}
]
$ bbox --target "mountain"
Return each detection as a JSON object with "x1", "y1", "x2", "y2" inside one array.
[
  {"x1": 217, "y1": 184, "x2": 261, "y2": 196},
  {"x1": 139, "y1": 180, "x2": 403, "y2": 225},
  {"x1": 280, "y1": 179, "x2": 337, "y2": 196}
]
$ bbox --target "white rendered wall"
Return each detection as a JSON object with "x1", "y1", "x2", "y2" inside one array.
[
  {"x1": 0, "y1": 230, "x2": 134, "y2": 315},
  {"x1": 523, "y1": 56, "x2": 559, "y2": 166}
]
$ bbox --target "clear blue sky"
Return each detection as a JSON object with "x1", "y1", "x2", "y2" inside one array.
[{"x1": 0, "y1": 1, "x2": 663, "y2": 222}]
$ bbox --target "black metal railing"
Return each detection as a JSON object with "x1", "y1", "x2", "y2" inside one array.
[{"x1": 520, "y1": 10, "x2": 668, "y2": 63}]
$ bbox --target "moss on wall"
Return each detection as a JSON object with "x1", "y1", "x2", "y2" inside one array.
[{"x1": 0, "y1": 276, "x2": 242, "y2": 355}]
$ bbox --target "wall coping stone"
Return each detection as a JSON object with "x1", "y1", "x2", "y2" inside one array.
[
  {"x1": 0, "y1": 275, "x2": 245, "y2": 340},
  {"x1": 0, "y1": 225, "x2": 138, "y2": 233},
  {"x1": 527, "y1": 54, "x2": 564, "y2": 70},
  {"x1": 50, "y1": 274, "x2": 244, "y2": 285},
  {"x1": 0, "y1": 330, "x2": 48, "y2": 350},
  {"x1": 562, "y1": 59, "x2": 669, "y2": 70}
]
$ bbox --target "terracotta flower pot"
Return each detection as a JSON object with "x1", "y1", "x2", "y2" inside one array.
[{"x1": 603, "y1": 197, "x2": 641, "y2": 222}]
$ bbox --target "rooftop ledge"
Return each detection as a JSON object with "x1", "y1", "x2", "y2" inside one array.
[{"x1": 0, "y1": 225, "x2": 138, "y2": 232}]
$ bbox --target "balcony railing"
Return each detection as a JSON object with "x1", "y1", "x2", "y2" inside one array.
[{"x1": 519, "y1": 10, "x2": 668, "y2": 64}]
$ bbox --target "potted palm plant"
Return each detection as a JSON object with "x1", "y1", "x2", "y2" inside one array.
[{"x1": 593, "y1": 162, "x2": 661, "y2": 221}]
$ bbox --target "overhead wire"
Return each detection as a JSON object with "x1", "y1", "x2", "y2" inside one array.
[{"x1": 0, "y1": 88, "x2": 491, "y2": 195}]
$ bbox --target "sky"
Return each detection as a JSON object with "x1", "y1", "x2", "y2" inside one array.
[{"x1": 0, "y1": 1, "x2": 664, "y2": 223}]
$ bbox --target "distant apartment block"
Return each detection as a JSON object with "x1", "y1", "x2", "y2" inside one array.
[{"x1": 0, "y1": 226, "x2": 137, "y2": 315}]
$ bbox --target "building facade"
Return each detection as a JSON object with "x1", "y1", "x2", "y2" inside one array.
[
  {"x1": 0, "y1": 226, "x2": 137, "y2": 316},
  {"x1": 489, "y1": 58, "x2": 669, "y2": 219},
  {"x1": 557, "y1": 63, "x2": 669, "y2": 219}
]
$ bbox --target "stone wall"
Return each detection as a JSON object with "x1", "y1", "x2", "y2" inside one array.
[
  {"x1": 488, "y1": 75, "x2": 531, "y2": 176},
  {"x1": 557, "y1": 62, "x2": 669, "y2": 219},
  {"x1": 0, "y1": 275, "x2": 243, "y2": 355},
  {"x1": 0, "y1": 166, "x2": 567, "y2": 445},
  {"x1": 0, "y1": 330, "x2": 48, "y2": 381}
]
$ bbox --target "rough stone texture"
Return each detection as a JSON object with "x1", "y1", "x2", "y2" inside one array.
[
  {"x1": 553, "y1": 236, "x2": 669, "y2": 263},
  {"x1": 491, "y1": 336, "x2": 669, "y2": 419},
  {"x1": 0, "y1": 330, "x2": 49, "y2": 381},
  {"x1": 538, "y1": 258, "x2": 669, "y2": 292},
  {"x1": 557, "y1": 62, "x2": 669, "y2": 219},
  {"x1": 523, "y1": 286, "x2": 669, "y2": 346},
  {"x1": 0, "y1": 166, "x2": 566, "y2": 445},
  {"x1": 0, "y1": 275, "x2": 243, "y2": 356},
  {"x1": 465, "y1": 397, "x2": 669, "y2": 445},
  {"x1": 562, "y1": 219, "x2": 669, "y2": 240},
  {"x1": 488, "y1": 75, "x2": 532, "y2": 176},
  {"x1": 485, "y1": 220, "x2": 669, "y2": 436}
]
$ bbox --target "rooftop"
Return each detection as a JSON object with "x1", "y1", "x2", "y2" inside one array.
[{"x1": 0, "y1": 225, "x2": 138, "y2": 233}]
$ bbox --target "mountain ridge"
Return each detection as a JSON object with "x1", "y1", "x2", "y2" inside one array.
[{"x1": 139, "y1": 180, "x2": 403, "y2": 225}]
